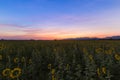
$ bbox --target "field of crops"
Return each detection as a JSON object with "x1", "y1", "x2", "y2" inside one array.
[{"x1": 0, "y1": 40, "x2": 120, "y2": 80}]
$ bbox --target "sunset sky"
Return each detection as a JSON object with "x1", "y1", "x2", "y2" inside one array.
[{"x1": 0, "y1": 0, "x2": 120, "y2": 40}]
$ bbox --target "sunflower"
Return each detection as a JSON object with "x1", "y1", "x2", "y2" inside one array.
[
  {"x1": 0, "y1": 44, "x2": 6, "y2": 51},
  {"x1": 21, "y1": 57, "x2": 26, "y2": 63},
  {"x1": 0, "y1": 46, "x2": 3, "y2": 51},
  {"x1": 51, "y1": 69, "x2": 56, "y2": 80},
  {"x1": 115, "y1": 54, "x2": 120, "y2": 60},
  {"x1": 52, "y1": 75, "x2": 56, "y2": 80},
  {"x1": 95, "y1": 48, "x2": 104, "y2": 53},
  {"x1": 89, "y1": 55, "x2": 93, "y2": 61},
  {"x1": 51, "y1": 69, "x2": 55, "y2": 75},
  {"x1": 2, "y1": 68, "x2": 11, "y2": 77},
  {"x1": 102, "y1": 67, "x2": 106, "y2": 74},
  {"x1": 48, "y1": 64, "x2": 52, "y2": 70},
  {"x1": 10, "y1": 67, "x2": 22, "y2": 79},
  {"x1": 14, "y1": 57, "x2": 19, "y2": 63},
  {"x1": 97, "y1": 68, "x2": 100, "y2": 76},
  {"x1": 105, "y1": 49, "x2": 113, "y2": 54}
]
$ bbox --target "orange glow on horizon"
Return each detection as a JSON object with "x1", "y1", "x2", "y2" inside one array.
[
  {"x1": 31, "y1": 33, "x2": 118, "y2": 40},
  {"x1": 0, "y1": 25, "x2": 119, "y2": 40}
]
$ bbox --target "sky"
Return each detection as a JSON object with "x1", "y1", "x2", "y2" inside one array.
[{"x1": 0, "y1": 0, "x2": 120, "y2": 40}]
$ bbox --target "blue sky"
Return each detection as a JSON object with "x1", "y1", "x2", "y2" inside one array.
[{"x1": 0, "y1": 0, "x2": 120, "y2": 39}]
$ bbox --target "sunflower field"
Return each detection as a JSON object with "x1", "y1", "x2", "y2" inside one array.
[{"x1": 0, "y1": 40, "x2": 120, "y2": 80}]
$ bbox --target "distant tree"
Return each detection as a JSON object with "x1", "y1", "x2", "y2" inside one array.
[
  {"x1": 1, "y1": 39, "x2": 4, "y2": 40},
  {"x1": 30, "y1": 39, "x2": 35, "y2": 41}
]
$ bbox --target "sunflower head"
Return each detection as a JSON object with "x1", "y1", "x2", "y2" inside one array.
[
  {"x1": 21, "y1": 57, "x2": 26, "y2": 63},
  {"x1": 102, "y1": 67, "x2": 106, "y2": 74},
  {"x1": 10, "y1": 67, "x2": 22, "y2": 79},
  {"x1": 2, "y1": 68, "x2": 11, "y2": 77},
  {"x1": 115, "y1": 54, "x2": 120, "y2": 60},
  {"x1": 14, "y1": 57, "x2": 19, "y2": 63},
  {"x1": 97, "y1": 68, "x2": 100, "y2": 77},
  {"x1": 48, "y1": 64, "x2": 52, "y2": 70},
  {"x1": 51, "y1": 69, "x2": 55, "y2": 75},
  {"x1": 96, "y1": 48, "x2": 103, "y2": 53},
  {"x1": 89, "y1": 55, "x2": 93, "y2": 61}
]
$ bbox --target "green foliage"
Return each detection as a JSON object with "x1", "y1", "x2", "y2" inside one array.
[{"x1": 0, "y1": 40, "x2": 120, "y2": 80}]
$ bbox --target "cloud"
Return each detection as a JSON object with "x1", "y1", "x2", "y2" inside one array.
[{"x1": 0, "y1": 23, "x2": 29, "y2": 28}]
